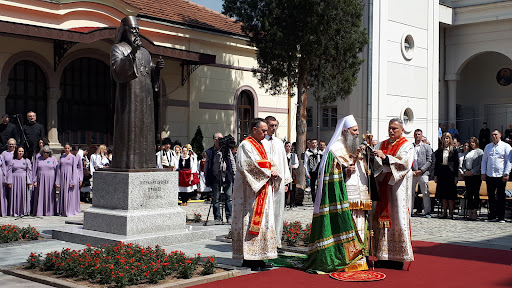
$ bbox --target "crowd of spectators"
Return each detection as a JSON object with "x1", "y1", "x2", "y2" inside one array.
[
  {"x1": 428, "y1": 122, "x2": 511, "y2": 222},
  {"x1": 1, "y1": 110, "x2": 509, "y2": 223}
]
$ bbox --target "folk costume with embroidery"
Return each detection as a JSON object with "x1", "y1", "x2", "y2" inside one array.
[
  {"x1": 178, "y1": 153, "x2": 199, "y2": 192},
  {"x1": 232, "y1": 136, "x2": 281, "y2": 260},
  {"x1": 306, "y1": 117, "x2": 365, "y2": 272},
  {"x1": 262, "y1": 135, "x2": 292, "y2": 248},
  {"x1": 373, "y1": 137, "x2": 415, "y2": 263}
]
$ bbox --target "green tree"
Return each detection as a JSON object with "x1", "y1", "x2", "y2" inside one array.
[
  {"x1": 223, "y1": 0, "x2": 368, "y2": 199},
  {"x1": 190, "y1": 126, "x2": 205, "y2": 156}
]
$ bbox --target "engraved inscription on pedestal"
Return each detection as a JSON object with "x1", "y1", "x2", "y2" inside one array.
[
  {"x1": 90, "y1": 171, "x2": 178, "y2": 210},
  {"x1": 140, "y1": 179, "x2": 167, "y2": 207},
  {"x1": 83, "y1": 170, "x2": 185, "y2": 235}
]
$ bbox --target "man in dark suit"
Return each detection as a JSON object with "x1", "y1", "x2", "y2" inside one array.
[
  {"x1": 22, "y1": 111, "x2": 45, "y2": 160},
  {"x1": 0, "y1": 114, "x2": 19, "y2": 152},
  {"x1": 479, "y1": 122, "x2": 490, "y2": 149}
]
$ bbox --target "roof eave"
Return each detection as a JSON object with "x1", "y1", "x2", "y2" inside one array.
[{"x1": 138, "y1": 14, "x2": 248, "y2": 41}]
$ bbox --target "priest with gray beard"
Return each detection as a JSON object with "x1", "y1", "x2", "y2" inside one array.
[{"x1": 326, "y1": 115, "x2": 373, "y2": 271}]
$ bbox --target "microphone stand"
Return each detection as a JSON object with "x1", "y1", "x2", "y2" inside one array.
[
  {"x1": 364, "y1": 135, "x2": 375, "y2": 270},
  {"x1": 13, "y1": 115, "x2": 29, "y2": 155}
]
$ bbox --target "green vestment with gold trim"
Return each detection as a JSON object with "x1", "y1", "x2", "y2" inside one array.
[{"x1": 305, "y1": 152, "x2": 365, "y2": 272}]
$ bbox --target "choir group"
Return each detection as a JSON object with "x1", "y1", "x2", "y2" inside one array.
[{"x1": 0, "y1": 140, "x2": 83, "y2": 217}]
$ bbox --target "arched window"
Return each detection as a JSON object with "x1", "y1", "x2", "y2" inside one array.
[
  {"x1": 7, "y1": 60, "x2": 48, "y2": 128},
  {"x1": 237, "y1": 90, "x2": 254, "y2": 142},
  {"x1": 58, "y1": 57, "x2": 113, "y2": 145}
]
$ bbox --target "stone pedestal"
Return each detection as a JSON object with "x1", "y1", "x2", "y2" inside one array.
[{"x1": 53, "y1": 170, "x2": 216, "y2": 247}]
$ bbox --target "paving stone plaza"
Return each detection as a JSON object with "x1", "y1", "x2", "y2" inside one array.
[{"x1": 0, "y1": 200, "x2": 510, "y2": 287}]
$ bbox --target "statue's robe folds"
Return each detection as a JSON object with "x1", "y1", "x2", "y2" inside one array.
[
  {"x1": 232, "y1": 137, "x2": 281, "y2": 260},
  {"x1": 373, "y1": 138, "x2": 415, "y2": 263},
  {"x1": 262, "y1": 136, "x2": 292, "y2": 248},
  {"x1": 110, "y1": 42, "x2": 159, "y2": 169}
]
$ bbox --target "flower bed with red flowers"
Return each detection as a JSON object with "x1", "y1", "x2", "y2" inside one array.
[
  {"x1": 25, "y1": 242, "x2": 217, "y2": 288},
  {"x1": 282, "y1": 221, "x2": 311, "y2": 247},
  {"x1": 193, "y1": 212, "x2": 202, "y2": 223},
  {"x1": 1, "y1": 225, "x2": 40, "y2": 243}
]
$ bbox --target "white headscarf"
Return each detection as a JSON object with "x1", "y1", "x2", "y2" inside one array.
[{"x1": 313, "y1": 115, "x2": 358, "y2": 213}]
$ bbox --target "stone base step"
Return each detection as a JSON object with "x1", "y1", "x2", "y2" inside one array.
[{"x1": 52, "y1": 225, "x2": 216, "y2": 247}]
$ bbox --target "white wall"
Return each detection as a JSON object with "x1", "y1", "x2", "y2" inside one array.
[
  {"x1": 306, "y1": 0, "x2": 440, "y2": 147},
  {"x1": 457, "y1": 52, "x2": 512, "y2": 140},
  {"x1": 443, "y1": 12, "x2": 512, "y2": 142},
  {"x1": 371, "y1": 0, "x2": 439, "y2": 146}
]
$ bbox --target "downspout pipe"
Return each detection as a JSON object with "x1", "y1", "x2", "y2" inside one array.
[{"x1": 366, "y1": 0, "x2": 373, "y2": 133}]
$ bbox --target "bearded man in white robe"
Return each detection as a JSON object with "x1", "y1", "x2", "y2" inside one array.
[
  {"x1": 262, "y1": 116, "x2": 292, "y2": 249},
  {"x1": 232, "y1": 118, "x2": 281, "y2": 271},
  {"x1": 327, "y1": 115, "x2": 372, "y2": 271},
  {"x1": 372, "y1": 118, "x2": 415, "y2": 270}
]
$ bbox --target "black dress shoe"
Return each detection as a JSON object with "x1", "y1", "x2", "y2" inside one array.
[
  {"x1": 388, "y1": 261, "x2": 404, "y2": 270},
  {"x1": 374, "y1": 260, "x2": 403, "y2": 270},
  {"x1": 242, "y1": 260, "x2": 258, "y2": 268},
  {"x1": 242, "y1": 260, "x2": 273, "y2": 271}
]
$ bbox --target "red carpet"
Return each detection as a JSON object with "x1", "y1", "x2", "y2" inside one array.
[{"x1": 194, "y1": 241, "x2": 512, "y2": 288}]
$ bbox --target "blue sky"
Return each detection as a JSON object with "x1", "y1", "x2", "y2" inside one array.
[{"x1": 191, "y1": 0, "x2": 223, "y2": 13}]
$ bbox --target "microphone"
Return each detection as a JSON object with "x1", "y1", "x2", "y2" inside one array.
[{"x1": 362, "y1": 141, "x2": 374, "y2": 151}]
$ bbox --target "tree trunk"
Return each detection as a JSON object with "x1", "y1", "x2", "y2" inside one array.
[{"x1": 295, "y1": 60, "x2": 308, "y2": 205}]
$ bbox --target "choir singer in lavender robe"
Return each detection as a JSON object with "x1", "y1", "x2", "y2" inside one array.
[
  {"x1": 0, "y1": 155, "x2": 6, "y2": 216},
  {"x1": 7, "y1": 146, "x2": 32, "y2": 216},
  {"x1": 2, "y1": 138, "x2": 15, "y2": 215},
  {"x1": 56, "y1": 144, "x2": 80, "y2": 216},
  {"x1": 32, "y1": 145, "x2": 58, "y2": 216},
  {"x1": 2, "y1": 138, "x2": 16, "y2": 170}
]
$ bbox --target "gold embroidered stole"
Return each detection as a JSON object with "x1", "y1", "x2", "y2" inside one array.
[
  {"x1": 245, "y1": 136, "x2": 271, "y2": 235},
  {"x1": 375, "y1": 137, "x2": 408, "y2": 228}
]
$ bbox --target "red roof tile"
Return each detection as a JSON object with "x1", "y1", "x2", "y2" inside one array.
[{"x1": 123, "y1": 0, "x2": 243, "y2": 36}]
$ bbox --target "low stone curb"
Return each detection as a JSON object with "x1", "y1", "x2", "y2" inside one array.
[
  {"x1": 151, "y1": 270, "x2": 241, "y2": 288},
  {"x1": 0, "y1": 268, "x2": 84, "y2": 288},
  {"x1": 216, "y1": 235, "x2": 308, "y2": 254},
  {"x1": 0, "y1": 267, "x2": 242, "y2": 288},
  {"x1": 280, "y1": 245, "x2": 308, "y2": 254},
  {"x1": 0, "y1": 237, "x2": 54, "y2": 248}
]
